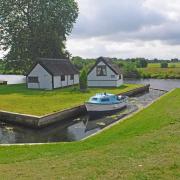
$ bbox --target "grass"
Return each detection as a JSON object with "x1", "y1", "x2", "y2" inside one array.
[
  {"x1": 0, "y1": 89, "x2": 179, "y2": 179},
  {"x1": 148, "y1": 63, "x2": 180, "y2": 68},
  {"x1": 0, "y1": 84, "x2": 141, "y2": 116},
  {"x1": 139, "y1": 67, "x2": 180, "y2": 79}
]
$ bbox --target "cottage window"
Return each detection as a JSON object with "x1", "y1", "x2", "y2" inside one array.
[
  {"x1": 96, "y1": 65, "x2": 107, "y2": 76},
  {"x1": 111, "y1": 75, "x2": 115, "y2": 78},
  {"x1": 28, "y1": 76, "x2": 39, "y2": 83},
  {"x1": 70, "y1": 75, "x2": 74, "y2": 80},
  {"x1": 61, "y1": 75, "x2": 65, "y2": 81}
]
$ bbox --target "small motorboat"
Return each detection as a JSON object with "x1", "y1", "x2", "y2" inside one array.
[{"x1": 85, "y1": 93, "x2": 128, "y2": 117}]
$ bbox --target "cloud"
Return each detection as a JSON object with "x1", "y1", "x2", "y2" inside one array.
[
  {"x1": 67, "y1": 0, "x2": 180, "y2": 58},
  {"x1": 72, "y1": 0, "x2": 166, "y2": 38}
]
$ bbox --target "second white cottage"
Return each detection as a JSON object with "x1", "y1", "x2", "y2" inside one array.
[{"x1": 87, "y1": 57, "x2": 123, "y2": 87}]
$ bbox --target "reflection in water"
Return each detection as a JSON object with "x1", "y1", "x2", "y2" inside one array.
[{"x1": 0, "y1": 89, "x2": 165, "y2": 144}]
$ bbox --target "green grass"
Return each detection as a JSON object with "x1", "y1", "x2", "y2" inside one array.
[
  {"x1": 148, "y1": 63, "x2": 180, "y2": 68},
  {"x1": 0, "y1": 89, "x2": 179, "y2": 179},
  {"x1": 0, "y1": 84, "x2": 141, "y2": 116},
  {"x1": 139, "y1": 67, "x2": 180, "y2": 79}
]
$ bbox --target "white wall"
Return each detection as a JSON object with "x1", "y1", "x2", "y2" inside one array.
[
  {"x1": 88, "y1": 61, "x2": 123, "y2": 87},
  {"x1": 53, "y1": 74, "x2": 79, "y2": 89},
  {"x1": 27, "y1": 64, "x2": 53, "y2": 90}
]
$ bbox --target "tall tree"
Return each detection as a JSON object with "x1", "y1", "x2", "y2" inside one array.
[{"x1": 0, "y1": 0, "x2": 78, "y2": 74}]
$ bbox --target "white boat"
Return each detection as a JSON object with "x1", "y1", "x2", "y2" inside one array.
[{"x1": 85, "y1": 93, "x2": 128, "y2": 117}]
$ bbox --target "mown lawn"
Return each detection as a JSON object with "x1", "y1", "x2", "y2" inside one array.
[
  {"x1": 0, "y1": 84, "x2": 141, "y2": 116},
  {"x1": 0, "y1": 89, "x2": 179, "y2": 179}
]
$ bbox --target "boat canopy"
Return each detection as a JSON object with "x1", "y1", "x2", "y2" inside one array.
[{"x1": 88, "y1": 93, "x2": 125, "y2": 104}]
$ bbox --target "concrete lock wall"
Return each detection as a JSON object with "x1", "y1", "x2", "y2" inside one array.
[{"x1": 0, "y1": 85, "x2": 150, "y2": 128}]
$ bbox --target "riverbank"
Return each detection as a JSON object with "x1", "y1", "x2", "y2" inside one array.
[
  {"x1": 0, "y1": 84, "x2": 142, "y2": 116},
  {"x1": 0, "y1": 88, "x2": 179, "y2": 179},
  {"x1": 138, "y1": 67, "x2": 180, "y2": 79}
]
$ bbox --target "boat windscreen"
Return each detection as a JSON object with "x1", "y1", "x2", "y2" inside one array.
[
  {"x1": 101, "y1": 98, "x2": 110, "y2": 102},
  {"x1": 92, "y1": 98, "x2": 98, "y2": 101}
]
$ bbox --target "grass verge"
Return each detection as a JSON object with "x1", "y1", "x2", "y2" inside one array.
[{"x1": 0, "y1": 89, "x2": 179, "y2": 179}]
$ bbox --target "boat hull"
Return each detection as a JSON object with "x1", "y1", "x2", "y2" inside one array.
[{"x1": 85, "y1": 102, "x2": 127, "y2": 118}]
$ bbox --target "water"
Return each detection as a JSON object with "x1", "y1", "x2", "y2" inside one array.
[
  {"x1": 0, "y1": 89, "x2": 165, "y2": 144},
  {"x1": 125, "y1": 79, "x2": 180, "y2": 91},
  {"x1": 0, "y1": 75, "x2": 25, "y2": 84}
]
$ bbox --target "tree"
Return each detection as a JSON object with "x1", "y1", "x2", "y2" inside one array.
[
  {"x1": 136, "y1": 58, "x2": 148, "y2": 68},
  {"x1": 161, "y1": 62, "x2": 168, "y2": 68},
  {"x1": 123, "y1": 62, "x2": 140, "y2": 78},
  {"x1": 0, "y1": 0, "x2": 78, "y2": 74},
  {"x1": 79, "y1": 69, "x2": 87, "y2": 91}
]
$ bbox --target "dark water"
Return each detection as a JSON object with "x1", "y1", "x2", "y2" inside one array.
[
  {"x1": 0, "y1": 89, "x2": 165, "y2": 144},
  {"x1": 125, "y1": 79, "x2": 180, "y2": 91}
]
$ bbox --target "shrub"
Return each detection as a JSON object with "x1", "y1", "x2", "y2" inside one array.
[
  {"x1": 79, "y1": 69, "x2": 87, "y2": 91},
  {"x1": 161, "y1": 62, "x2": 168, "y2": 68}
]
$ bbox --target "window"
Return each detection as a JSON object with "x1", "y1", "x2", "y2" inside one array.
[
  {"x1": 70, "y1": 75, "x2": 74, "y2": 80},
  {"x1": 28, "y1": 76, "x2": 39, "y2": 83},
  {"x1": 96, "y1": 65, "x2": 107, "y2": 76},
  {"x1": 92, "y1": 98, "x2": 98, "y2": 101},
  {"x1": 101, "y1": 98, "x2": 110, "y2": 102},
  {"x1": 61, "y1": 75, "x2": 65, "y2": 81},
  {"x1": 111, "y1": 75, "x2": 115, "y2": 78}
]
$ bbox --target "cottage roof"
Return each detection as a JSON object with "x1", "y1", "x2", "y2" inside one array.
[
  {"x1": 28, "y1": 58, "x2": 79, "y2": 76},
  {"x1": 88, "y1": 57, "x2": 122, "y2": 75}
]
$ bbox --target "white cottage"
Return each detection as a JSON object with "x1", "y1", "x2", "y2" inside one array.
[
  {"x1": 27, "y1": 58, "x2": 79, "y2": 90},
  {"x1": 88, "y1": 57, "x2": 123, "y2": 87}
]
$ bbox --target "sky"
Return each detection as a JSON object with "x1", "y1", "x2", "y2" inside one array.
[
  {"x1": 1, "y1": 0, "x2": 180, "y2": 59},
  {"x1": 66, "y1": 0, "x2": 180, "y2": 59}
]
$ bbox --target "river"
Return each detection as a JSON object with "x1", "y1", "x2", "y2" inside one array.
[
  {"x1": 0, "y1": 75, "x2": 25, "y2": 84},
  {"x1": 125, "y1": 79, "x2": 180, "y2": 91}
]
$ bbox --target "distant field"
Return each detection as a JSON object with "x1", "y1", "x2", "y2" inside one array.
[
  {"x1": 0, "y1": 84, "x2": 141, "y2": 116},
  {"x1": 138, "y1": 67, "x2": 180, "y2": 79},
  {"x1": 148, "y1": 63, "x2": 180, "y2": 68},
  {"x1": 138, "y1": 63, "x2": 180, "y2": 79}
]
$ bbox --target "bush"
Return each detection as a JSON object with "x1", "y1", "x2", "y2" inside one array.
[
  {"x1": 136, "y1": 59, "x2": 148, "y2": 68},
  {"x1": 123, "y1": 62, "x2": 140, "y2": 78},
  {"x1": 161, "y1": 62, "x2": 168, "y2": 68},
  {"x1": 79, "y1": 69, "x2": 87, "y2": 91}
]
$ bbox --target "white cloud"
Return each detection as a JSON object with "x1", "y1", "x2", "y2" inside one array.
[{"x1": 67, "y1": 0, "x2": 180, "y2": 59}]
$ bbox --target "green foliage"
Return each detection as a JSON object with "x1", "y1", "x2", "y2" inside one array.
[
  {"x1": 136, "y1": 58, "x2": 148, "y2": 68},
  {"x1": 71, "y1": 56, "x2": 95, "y2": 71},
  {"x1": 123, "y1": 62, "x2": 140, "y2": 78},
  {"x1": 79, "y1": 69, "x2": 88, "y2": 91},
  {"x1": 138, "y1": 67, "x2": 180, "y2": 79},
  {"x1": 161, "y1": 62, "x2": 168, "y2": 68},
  {"x1": 0, "y1": 0, "x2": 79, "y2": 74}
]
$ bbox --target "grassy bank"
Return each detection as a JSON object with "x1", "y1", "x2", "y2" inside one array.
[
  {"x1": 0, "y1": 84, "x2": 141, "y2": 116},
  {"x1": 0, "y1": 89, "x2": 179, "y2": 179},
  {"x1": 138, "y1": 67, "x2": 180, "y2": 79}
]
